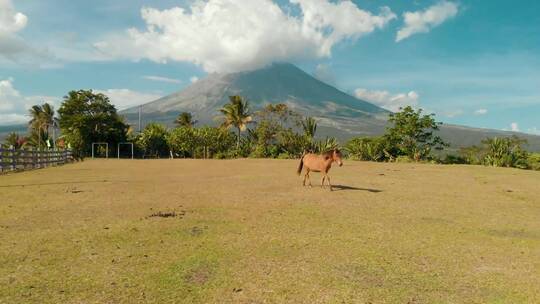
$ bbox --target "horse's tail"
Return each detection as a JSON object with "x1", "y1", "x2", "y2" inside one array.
[{"x1": 297, "y1": 153, "x2": 305, "y2": 175}]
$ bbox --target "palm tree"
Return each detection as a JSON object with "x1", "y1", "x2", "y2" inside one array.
[
  {"x1": 175, "y1": 112, "x2": 197, "y2": 128},
  {"x1": 28, "y1": 105, "x2": 46, "y2": 149},
  {"x1": 27, "y1": 129, "x2": 48, "y2": 149},
  {"x1": 28, "y1": 103, "x2": 58, "y2": 149},
  {"x1": 41, "y1": 103, "x2": 58, "y2": 148},
  {"x1": 219, "y1": 96, "x2": 253, "y2": 149}
]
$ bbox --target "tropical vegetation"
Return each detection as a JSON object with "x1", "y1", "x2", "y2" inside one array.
[
  {"x1": 219, "y1": 96, "x2": 253, "y2": 150},
  {"x1": 2, "y1": 92, "x2": 539, "y2": 171},
  {"x1": 174, "y1": 112, "x2": 197, "y2": 128},
  {"x1": 57, "y1": 90, "x2": 129, "y2": 158},
  {"x1": 345, "y1": 107, "x2": 538, "y2": 171},
  {"x1": 346, "y1": 106, "x2": 447, "y2": 162},
  {"x1": 446, "y1": 136, "x2": 535, "y2": 170},
  {"x1": 134, "y1": 97, "x2": 335, "y2": 159}
]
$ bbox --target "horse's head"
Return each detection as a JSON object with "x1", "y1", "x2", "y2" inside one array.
[{"x1": 332, "y1": 149, "x2": 343, "y2": 167}]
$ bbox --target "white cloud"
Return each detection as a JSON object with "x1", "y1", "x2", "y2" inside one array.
[
  {"x1": 0, "y1": 0, "x2": 28, "y2": 60},
  {"x1": 95, "y1": 89, "x2": 162, "y2": 110},
  {"x1": 354, "y1": 88, "x2": 419, "y2": 112},
  {"x1": 474, "y1": 108, "x2": 488, "y2": 115},
  {"x1": 0, "y1": 0, "x2": 28, "y2": 34},
  {"x1": 0, "y1": 77, "x2": 20, "y2": 112},
  {"x1": 143, "y1": 75, "x2": 182, "y2": 84},
  {"x1": 95, "y1": 0, "x2": 396, "y2": 73},
  {"x1": 0, "y1": 79, "x2": 163, "y2": 126},
  {"x1": 190, "y1": 76, "x2": 199, "y2": 84},
  {"x1": 510, "y1": 122, "x2": 519, "y2": 132},
  {"x1": 0, "y1": 77, "x2": 59, "y2": 125},
  {"x1": 396, "y1": 1, "x2": 458, "y2": 42},
  {"x1": 0, "y1": 0, "x2": 53, "y2": 66}
]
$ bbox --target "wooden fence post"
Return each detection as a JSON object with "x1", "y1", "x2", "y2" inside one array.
[
  {"x1": 0, "y1": 147, "x2": 74, "y2": 173},
  {"x1": 32, "y1": 148, "x2": 36, "y2": 169},
  {"x1": 10, "y1": 147, "x2": 15, "y2": 172},
  {"x1": 20, "y1": 149, "x2": 24, "y2": 171}
]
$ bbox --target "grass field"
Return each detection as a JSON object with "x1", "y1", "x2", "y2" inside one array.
[{"x1": 1, "y1": 159, "x2": 539, "y2": 303}]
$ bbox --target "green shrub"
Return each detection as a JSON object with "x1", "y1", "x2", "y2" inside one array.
[
  {"x1": 459, "y1": 145, "x2": 484, "y2": 165},
  {"x1": 249, "y1": 145, "x2": 268, "y2": 158},
  {"x1": 166, "y1": 127, "x2": 196, "y2": 158},
  {"x1": 482, "y1": 136, "x2": 529, "y2": 168},
  {"x1": 441, "y1": 154, "x2": 469, "y2": 165},
  {"x1": 395, "y1": 155, "x2": 414, "y2": 163},
  {"x1": 213, "y1": 151, "x2": 238, "y2": 159},
  {"x1": 345, "y1": 137, "x2": 386, "y2": 161},
  {"x1": 315, "y1": 137, "x2": 339, "y2": 153},
  {"x1": 527, "y1": 153, "x2": 540, "y2": 171},
  {"x1": 277, "y1": 130, "x2": 309, "y2": 158},
  {"x1": 277, "y1": 152, "x2": 293, "y2": 159},
  {"x1": 268, "y1": 145, "x2": 280, "y2": 158},
  {"x1": 137, "y1": 123, "x2": 169, "y2": 158}
]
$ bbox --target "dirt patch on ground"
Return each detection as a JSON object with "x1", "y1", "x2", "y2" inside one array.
[
  {"x1": 184, "y1": 266, "x2": 212, "y2": 285},
  {"x1": 147, "y1": 210, "x2": 186, "y2": 219},
  {"x1": 485, "y1": 228, "x2": 540, "y2": 240}
]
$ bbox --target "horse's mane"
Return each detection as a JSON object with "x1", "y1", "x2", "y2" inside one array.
[
  {"x1": 321, "y1": 149, "x2": 340, "y2": 158},
  {"x1": 322, "y1": 150, "x2": 333, "y2": 157}
]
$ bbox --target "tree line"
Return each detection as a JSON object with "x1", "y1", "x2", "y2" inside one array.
[
  {"x1": 2, "y1": 89, "x2": 539, "y2": 170},
  {"x1": 137, "y1": 96, "x2": 338, "y2": 159}
]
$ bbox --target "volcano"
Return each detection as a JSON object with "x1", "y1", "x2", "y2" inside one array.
[{"x1": 121, "y1": 63, "x2": 540, "y2": 150}]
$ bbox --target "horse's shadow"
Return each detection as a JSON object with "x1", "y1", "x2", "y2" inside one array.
[{"x1": 331, "y1": 185, "x2": 383, "y2": 193}]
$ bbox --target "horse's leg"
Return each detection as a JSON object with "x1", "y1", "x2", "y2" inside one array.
[
  {"x1": 306, "y1": 169, "x2": 312, "y2": 187},
  {"x1": 321, "y1": 175, "x2": 326, "y2": 188},
  {"x1": 303, "y1": 171, "x2": 308, "y2": 186},
  {"x1": 326, "y1": 174, "x2": 333, "y2": 191}
]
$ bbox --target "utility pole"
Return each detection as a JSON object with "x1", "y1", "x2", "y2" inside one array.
[
  {"x1": 138, "y1": 105, "x2": 142, "y2": 133},
  {"x1": 52, "y1": 122, "x2": 56, "y2": 149}
]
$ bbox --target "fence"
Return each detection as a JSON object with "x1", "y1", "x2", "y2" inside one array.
[{"x1": 0, "y1": 148, "x2": 73, "y2": 173}]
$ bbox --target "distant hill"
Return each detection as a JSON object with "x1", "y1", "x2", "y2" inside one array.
[
  {"x1": 121, "y1": 63, "x2": 540, "y2": 151},
  {"x1": 0, "y1": 124, "x2": 27, "y2": 144}
]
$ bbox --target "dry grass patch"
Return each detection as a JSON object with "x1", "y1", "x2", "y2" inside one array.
[{"x1": 0, "y1": 159, "x2": 539, "y2": 303}]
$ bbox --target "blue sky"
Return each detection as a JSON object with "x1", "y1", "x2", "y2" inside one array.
[{"x1": 0, "y1": 0, "x2": 539, "y2": 134}]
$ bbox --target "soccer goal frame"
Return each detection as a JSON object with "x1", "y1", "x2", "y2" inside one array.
[
  {"x1": 91, "y1": 142, "x2": 109, "y2": 159},
  {"x1": 117, "y1": 142, "x2": 134, "y2": 159}
]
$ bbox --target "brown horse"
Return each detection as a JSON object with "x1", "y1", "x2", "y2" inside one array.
[{"x1": 297, "y1": 149, "x2": 343, "y2": 190}]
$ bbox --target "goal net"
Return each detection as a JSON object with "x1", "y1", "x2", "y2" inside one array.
[
  {"x1": 91, "y1": 143, "x2": 109, "y2": 158},
  {"x1": 117, "y1": 143, "x2": 134, "y2": 159}
]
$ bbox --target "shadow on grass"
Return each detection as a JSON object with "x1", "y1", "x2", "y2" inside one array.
[{"x1": 332, "y1": 185, "x2": 383, "y2": 193}]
